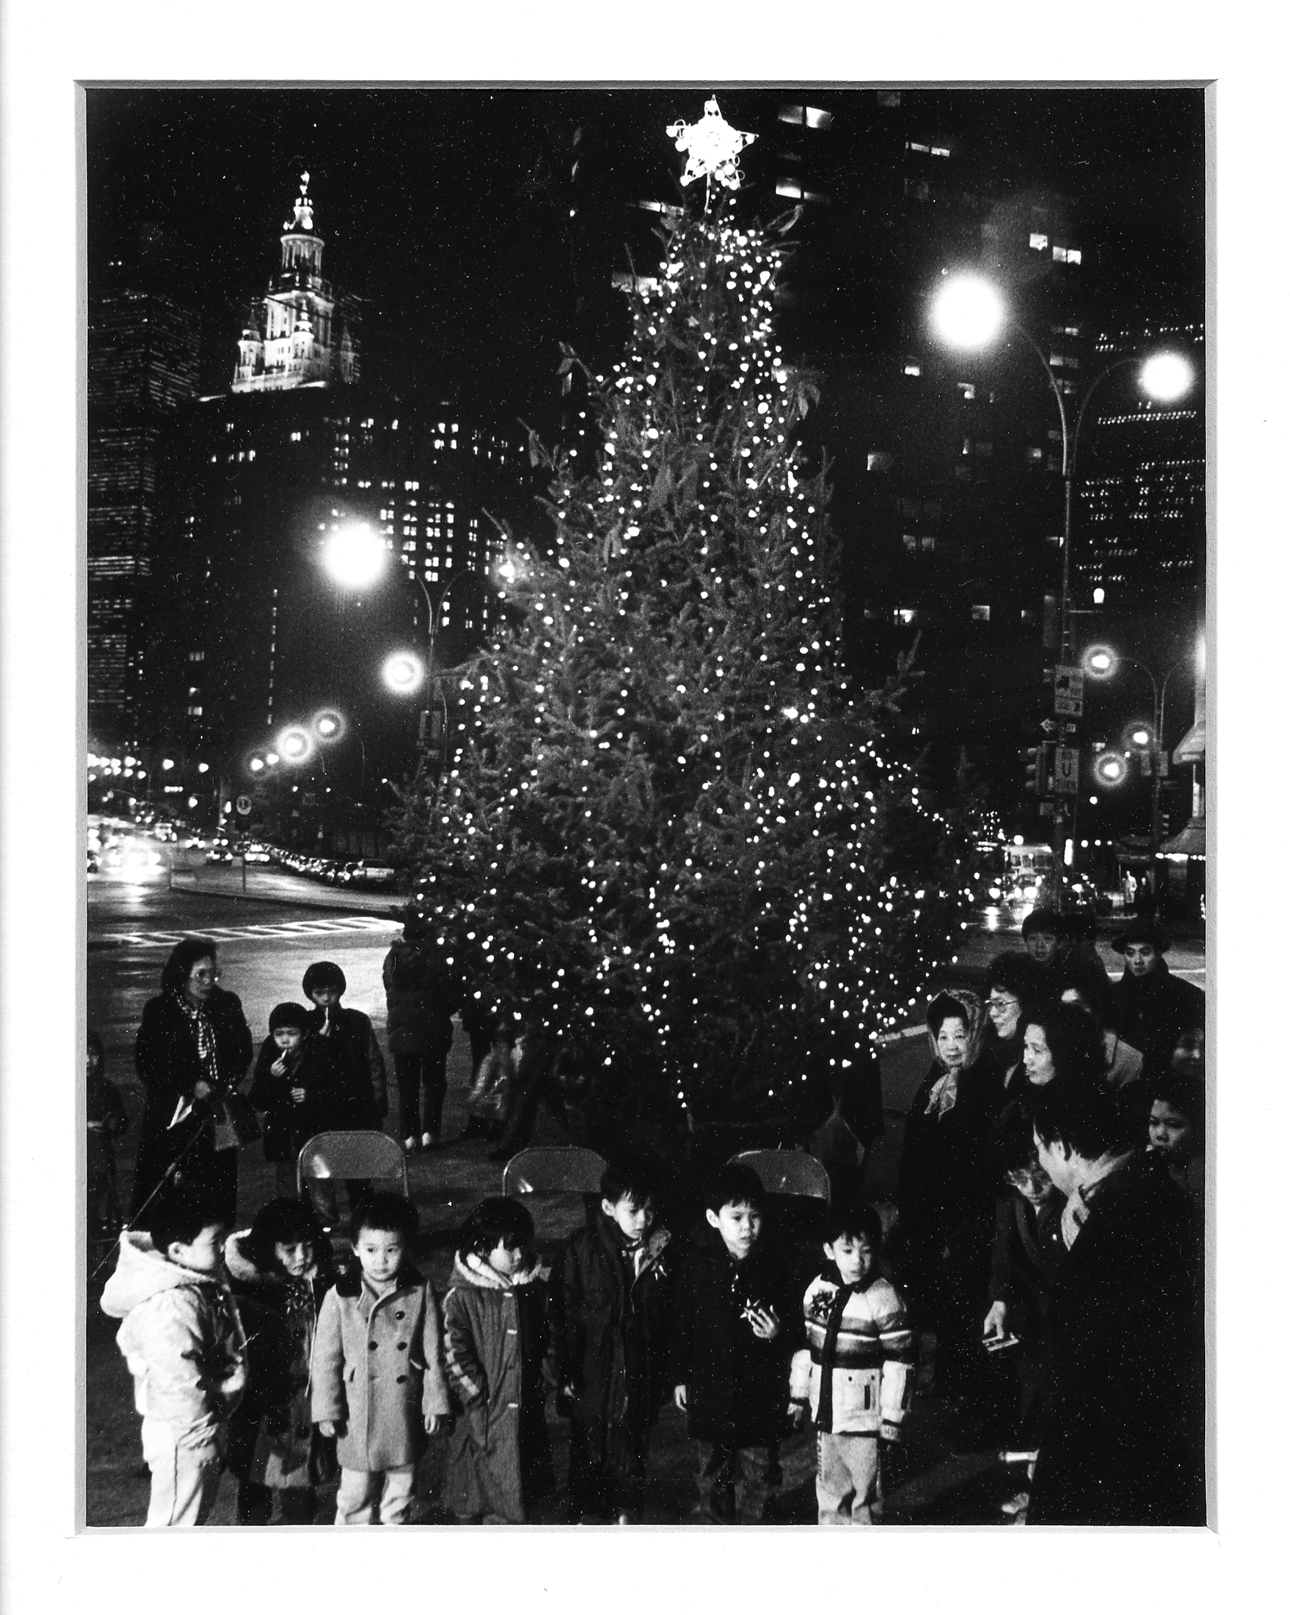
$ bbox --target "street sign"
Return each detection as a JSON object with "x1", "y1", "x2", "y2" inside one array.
[
  {"x1": 1053, "y1": 745, "x2": 1080, "y2": 795},
  {"x1": 235, "y1": 794, "x2": 253, "y2": 817},
  {"x1": 1053, "y1": 664, "x2": 1084, "y2": 718},
  {"x1": 1039, "y1": 718, "x2": 1058, "y2": 735}
]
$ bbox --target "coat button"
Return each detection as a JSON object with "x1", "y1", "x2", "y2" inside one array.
[
  {"x1": 369, "y1": 1340, "x2": 379, "y2": 1351},
  {"x1": 397, "y1": 1374, "x2": 408, "y2": 1384},
  {"x1": 395, "y1": 1311, "x2": 405, "y2": 1319},
  {"x1": 397, "y1": 1341, "x2": 407, "y2": 1351}
]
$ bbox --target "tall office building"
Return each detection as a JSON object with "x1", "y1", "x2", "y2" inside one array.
[
  {"x1": 138, "y1": 178, "x2": 529, "y2": 836},
  {"x1": 87, "y1": 227, "x2": 201, "y2": 744}
]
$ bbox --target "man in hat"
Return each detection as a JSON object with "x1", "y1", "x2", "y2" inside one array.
[{"x1": 1110, "y1": 921, "x2": 1205, "y2": 1067}]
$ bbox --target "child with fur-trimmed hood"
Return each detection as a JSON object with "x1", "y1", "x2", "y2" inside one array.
[
  {"x1": 441, "y1": 1197, "x2": 557, "y2": 1523},
  {"x1": 223, "y1": 1198, "x2": 336, "y2": 1524}
]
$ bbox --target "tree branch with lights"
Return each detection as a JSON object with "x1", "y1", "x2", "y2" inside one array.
[{"x1": 394, "y1": 101, "x2": 973, "y2": 1130}]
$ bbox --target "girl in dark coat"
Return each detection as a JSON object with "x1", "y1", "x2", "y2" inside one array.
[
  {"x1": 224, "y1": 1198, "x2": 337, "y2": 1525},
  {"x1": 442, "y1": 1198, "x2": 557, "y2": 1523},
  {"x1": 895, "y1": 989, "x2": 1005, "y2": 1401},
  {"x1": 131, "y1": 938, "x2": 253, "y2": 1223}
]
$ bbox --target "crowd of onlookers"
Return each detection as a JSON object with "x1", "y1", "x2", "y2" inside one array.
[{"x1": 90, "y1": 903, "x2": 1205, "y2": 1528}]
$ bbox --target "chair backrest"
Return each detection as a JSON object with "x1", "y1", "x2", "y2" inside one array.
[
  {"x1": 730, "y1": 1149, "x2": 831, "y2": 1204},
  {"x1": 502, "y1": 1146, "x2": 609, "y2": 1198},
  {"x1": 296, "y1": 1131, "x2": 409, "y2": 1199}
]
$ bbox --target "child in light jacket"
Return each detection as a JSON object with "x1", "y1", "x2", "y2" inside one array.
[
  {"x1": 789, "y1": 1198, "x2": 915, "y2": 1524},
  {"x1": 310, "y1": 1192, "x2": 451, "y2": 1525}
]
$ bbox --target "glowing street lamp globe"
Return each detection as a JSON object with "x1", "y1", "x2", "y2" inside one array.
[
  {"x1": 278, "y1": 726, "x2": 312, "y2": 764},
  {"x1": 929, "y1": 274, "x2": 1006, "y2": 350},
  {"x1": 1083, "y1": 644, "x2": 1118, "y2": 679},
  {"x1": 1092, "y1": 752, "x2": 1128, "y2": 788},
  {"x1": 382, "y1": 650, "x2": 426, "y2": 694},
  {"x1": 1139, "y1": 352, "x2": 1194, "y2": 403},
  {"x1": 323, "y1": 523, "x2": 387, "y2": 588},
  {"x1": 313, "y1": 708, "x2": 345, "y2": 741}
]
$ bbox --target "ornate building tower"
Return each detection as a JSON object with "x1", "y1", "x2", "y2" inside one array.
[{"x1": 233, "y1": 172, "x2": 359, "y2": 392}]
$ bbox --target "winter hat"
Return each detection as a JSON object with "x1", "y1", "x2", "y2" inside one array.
[
  {"x1": 302, "y1": 960, "x2": 347, "y2": 996},
  {"x1": 269, "y1": 1002, "x2": 311, "y2": 1033},
  {"x1": 1022, "y1": 907, "x2": 1064, "y2": 941},
  {"x1": 1111, "y1": 920, "x2": 1170, "y2": 955}
]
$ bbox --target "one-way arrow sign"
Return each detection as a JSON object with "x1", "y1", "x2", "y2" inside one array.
[{"x1": 1039, "y1": 719, "x2": 1058, "y2": 735}]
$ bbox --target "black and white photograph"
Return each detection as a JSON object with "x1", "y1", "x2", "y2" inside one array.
[
  {"x1": 77, "y1": 81, "x2": 1209, "y2": 1531},
  {"x1": 11, "y1": 6, "x2": 1281, "y2": 1601}
]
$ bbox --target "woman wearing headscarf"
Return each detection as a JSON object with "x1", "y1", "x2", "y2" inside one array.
[
  {"x1": 131, "y1": 938, "x2": 254, "y2": 1223},
  {"x1": 895, "y1": 989, "x2": 1005, "y2": 1402}
]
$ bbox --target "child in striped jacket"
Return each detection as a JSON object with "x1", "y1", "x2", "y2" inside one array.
[{"x1": 789, "y1": 1199, "x2": 915, "y2": 1524}]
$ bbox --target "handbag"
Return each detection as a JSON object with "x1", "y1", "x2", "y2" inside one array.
[{"x1": 213, "y1": 1090, "x2": 262, "y2": 1150}]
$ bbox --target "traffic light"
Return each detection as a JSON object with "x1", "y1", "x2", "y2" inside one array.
[{"x1": 1025, "y1": 743, "x2": 1051, "y2": 794}]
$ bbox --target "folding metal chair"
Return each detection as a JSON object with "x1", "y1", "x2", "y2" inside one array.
[
  {"x1": 501, "y1": 1145, "x2": 609, "y2": 1239},
  {"x1": 730, "y1": 1148, "x2": 831, "y2": 1204},
  {"x1": 296, "y1": 1130, "x2": 409, "y2": 1242}
]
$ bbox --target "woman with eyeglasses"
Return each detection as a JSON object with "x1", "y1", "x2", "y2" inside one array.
[
  {"x1": 131, "y1": 937, "x2": 253, "y2": 1223},
  {"x1": 982, "y1": 954, "x2": 1043, "y2": 1094}
]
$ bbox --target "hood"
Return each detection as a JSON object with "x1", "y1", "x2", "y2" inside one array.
[
  {"x1": 925, "y1": 987, "x2": 988, "y2": 1071},
  {"x1": 451, "y1": 1250, "x2": 548, "y2": 1292},
  {"x1": 101, "y1": 1229, "x2": 221, "y2": 1318}
]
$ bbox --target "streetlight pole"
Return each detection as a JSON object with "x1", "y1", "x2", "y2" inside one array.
[{"x1": 929, "y1": 276, "x2": 1195, "y2": 910}]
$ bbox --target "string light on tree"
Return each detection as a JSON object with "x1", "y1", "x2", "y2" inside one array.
[{"x1": 391, "y1": 102, "x2": 972, "y2": 1127}]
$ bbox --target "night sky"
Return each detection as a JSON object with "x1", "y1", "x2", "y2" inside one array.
[{"x1": 86, "y1": 86, "x2": 1205, "y2": 422}]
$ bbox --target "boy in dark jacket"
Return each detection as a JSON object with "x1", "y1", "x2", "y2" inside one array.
[
  {"x1": 557, "y1": 1159, "x2": 676, "y2": 1522},
  {"x1": 670, "y1": 1163, "x2": 802, "y2": 1524}
]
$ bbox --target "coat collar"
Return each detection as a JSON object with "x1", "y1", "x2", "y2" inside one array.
[
  {"x1": 334, "y1": 1257, "x2": 424, "y2": 1299},
  {"x1": 452, "y1": 1249, "x2": 547, "y2": 1291}
]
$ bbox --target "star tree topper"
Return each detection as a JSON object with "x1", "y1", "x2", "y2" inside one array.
[{"x1": 666, "y1": 97, "x2": 756, "y2": 190}]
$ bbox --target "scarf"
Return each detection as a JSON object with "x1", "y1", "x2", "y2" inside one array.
[
  {"x1": 924, "y1": 1070, "x2": 960, "y2": 1118},
  {"x1": 175, "y1": 992, "x2": 220, "y2": 1087},
  {"x1": 814, "y1": 1281, "x2": 859, "y2": 1434}
]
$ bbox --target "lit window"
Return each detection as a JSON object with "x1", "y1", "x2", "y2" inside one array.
[
  {"x1": 921, "y1": 535, "x2": 936, "y2": 553},
  {"x1": 290, "y1": 431, "x2": 302, "y2": 442},
  {"x1": 186, "y1": 705, "x2": 203, "y2": 716},
  {"x1": 903, "y1": 534, "x2": 918, "y2": 552},
  {"x1": 187, "y1": 650, "x2": 205, "y2": 662},
  {"x1": 1025, "y1": 446, "x2": 1044, "y2": 462},
  {"x1": 930, "y1": 145, "x2": 950, "y2": 157},
  {"x1": 903, "y1": 357, "x2": 921, "y2": 377},
  {"x1": 895, "y1": 608, "x2": 919, "y2": 626},
  {"x1": 971, "y1": 604, "x2": 991, "y2": 622},
  {"x1": 907, "y1": 141, "x2": 930, "y2": 153},
  {"x1": 1053, "y1": 246, "x2": 1082, "y2": 265},
  {"x1": 776, "y1": 178, "x2": 802, "y2": 199},
  {"x1": 867, "y1": 451, "x2": 893, "y2": 473},
  {"x1": 1029, "y1": 233, "x2": 1048, "y2": 251},
  {"x1": 957, "y1": 381, "x2": 976, "y2": 401},
  {"x1": 778, "y1": 104, "x2": 805, "y2": 124},
  {"x1": 805, "y1": 107, "x2": 833, "y2": 130}
]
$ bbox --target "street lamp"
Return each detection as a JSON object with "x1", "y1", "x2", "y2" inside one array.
[
  {"x1": 382, "y1": 650, "x2": 426, "y2": 695},
  {"x1": 929, "y1": 272, "x2": 1196, "y2": 893},
  {"x1": 277, "y1": 726, "x2": 313, "y2": 765},
  {"x1": 322, "y1": 522, "x2": 387, "y2": 589}
]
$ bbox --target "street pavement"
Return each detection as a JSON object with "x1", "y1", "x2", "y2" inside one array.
[{"x1": 84, "y1": 861, "x2": 1206, "y2": 1527}]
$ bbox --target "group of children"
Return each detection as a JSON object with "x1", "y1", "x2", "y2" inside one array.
[{"x1": 101, "y1": 1159, "x2": 915, "y2": 1527}]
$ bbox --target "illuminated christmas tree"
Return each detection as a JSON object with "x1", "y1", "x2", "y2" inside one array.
[{"x1": 396, "y1": 101, "x2": 971, "y2": 1125}]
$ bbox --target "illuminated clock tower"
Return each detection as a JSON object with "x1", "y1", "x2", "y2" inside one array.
[{"x1": 233, "y1": 172, "x2": 359, "y2": 392}]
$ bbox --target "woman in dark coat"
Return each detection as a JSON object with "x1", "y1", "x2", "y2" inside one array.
[
  {"x1": 895, "y1": 989, "x2": 1005, "y2": 1400},
  {"x1": 131, "y1": 938, "x2": 253, "y2": 1223},
  {"x1": 381, "y1": 917, "x2": 458, "y2": 1150}
]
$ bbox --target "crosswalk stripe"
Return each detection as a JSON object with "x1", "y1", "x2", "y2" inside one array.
[{"x1": 90, "y1": 914, "x2": 398, "y2": 947}]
